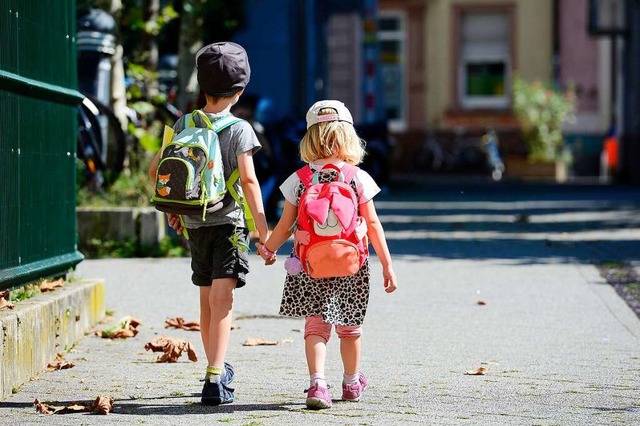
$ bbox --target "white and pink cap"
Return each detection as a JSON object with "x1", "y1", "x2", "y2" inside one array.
[{"x1": 305, "y1": 100, "x2": 354, "y2": 129}]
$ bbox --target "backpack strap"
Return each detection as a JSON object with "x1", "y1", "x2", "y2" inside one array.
[
  {"x1": 225, "y1": 168, "x2": 256, "y2": 232},
  {"x1": 340, "y1": 163, "x2": 359, "y2": 184},
  {"x1": 212, "y1": 114, "x2": 243, "y2": 132},
  {"x1": 296, "y1": 165, "x2": 315, "y2": 188},
  {"x1": 187, "y1": 110, "x2": 243, "y2": 132},
  {"x1": 188, "y1": 110, "x2": 212, "y2": 128}
]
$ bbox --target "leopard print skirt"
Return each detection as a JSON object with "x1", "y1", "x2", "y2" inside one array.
[{"x1": 278, "y1": 258, "x2": 370, "y2": 326}]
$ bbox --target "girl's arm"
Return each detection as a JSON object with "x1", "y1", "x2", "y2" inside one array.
[
  {"x1": 237, "y1": 150, "x2": 269, "y2": 243},
  {"x1": 360, "y1": 200, "x2": 397, "y2": 293},
  {"x1": 256, "y1": 200, "x2": 297, "y2": 262}
]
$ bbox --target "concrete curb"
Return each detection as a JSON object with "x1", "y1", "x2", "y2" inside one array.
[{"x1": 0, "y1": 279, "x2": 105, "y2": 400}]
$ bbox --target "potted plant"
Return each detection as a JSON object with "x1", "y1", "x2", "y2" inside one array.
[{"x1": 511, "y1": 76, "x2": 576, "y2": 181}]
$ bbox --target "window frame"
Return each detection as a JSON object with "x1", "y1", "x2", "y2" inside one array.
[
  {"x1": 452, "y1": 5, "x2": 516, "y2": 110},
  {"x1": 378, "y1": 9, "x2": 408, "y2": 131}
]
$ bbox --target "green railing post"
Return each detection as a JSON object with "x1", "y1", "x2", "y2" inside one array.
[{"x1": 0, "y1": 0, "x2": 84, "y2": 289}]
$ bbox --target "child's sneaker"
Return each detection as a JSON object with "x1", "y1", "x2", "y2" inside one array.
[
  {"x1": 305, "y1": 383, "x2": 332, "y2": 409},
  {"x1": 201, "y1": 362, "x2": 235, "y2": 405},
  {"x1": 342, "y1": 372, "x2": 367, "y2": 402}
]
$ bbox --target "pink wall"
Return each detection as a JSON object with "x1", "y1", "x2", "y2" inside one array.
[{"x1": 559, "y1": 0, "x2": 599, "y2": 112}]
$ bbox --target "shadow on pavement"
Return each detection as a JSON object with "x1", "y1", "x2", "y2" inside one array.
[{"x1": 373, "y1": 180, "x2": 640, "y2": 263}]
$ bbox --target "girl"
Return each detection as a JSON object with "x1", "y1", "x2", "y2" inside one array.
[{"x1": 256, "y1": 100, "x2": 398, "y2": 410}]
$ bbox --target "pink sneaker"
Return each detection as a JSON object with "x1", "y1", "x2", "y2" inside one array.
[
  {"x1": 342, "y1": 372, "x2": 368, "y2": 402},
  {"x1": 305, "y1": 383, "x2": 332, "y2": 409}
]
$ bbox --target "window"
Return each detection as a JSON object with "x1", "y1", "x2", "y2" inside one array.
[
  {"x1": 458, "y1": 11, "x2": 511, "y2": 109},
  {"x1": 378, "y1": 11, "x2": 406, "y2": 130}
]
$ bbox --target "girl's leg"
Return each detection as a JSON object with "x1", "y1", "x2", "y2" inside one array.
[
  {"x1": 304, "y1": 316, "x2": 332, "y2": 409},
  {"x1": 304, "y1": 316, "x2": 331, "y2": 380},
  {"x1": 339, "y1": 335, "x2": 361, "y2": 375},
  {"x1": 337, "y1": 325, "x2": 367, "y2": 401},
  {"x1": 305, "y1": 335, "x2": 328, "y2": 379}
]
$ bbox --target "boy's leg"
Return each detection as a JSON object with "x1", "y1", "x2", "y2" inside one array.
[
  {"x1": 207, "y1": 277, "x2": 236, "y2": 367},
  {"x1": 199, "y1": 280, "x2": 236, "y2": 367},
  {"x1": 200, "y1": 278, "x2": 236, "y2": 405},
  {"x1": 199, "y1": 287, "x2": 212, "y2": 362}
]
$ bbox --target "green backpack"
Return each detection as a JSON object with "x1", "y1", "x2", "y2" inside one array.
[{"x1": 151, "y1": 111, "x2": 254, "y2": 231}]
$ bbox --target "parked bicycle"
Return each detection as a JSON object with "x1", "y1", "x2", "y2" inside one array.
[
  {"x1": 417, "y1": 127, "x2": 504, "y2": 181},
  {"x1": 76, "y1": 94, "x2": 127, "y2": 190}
]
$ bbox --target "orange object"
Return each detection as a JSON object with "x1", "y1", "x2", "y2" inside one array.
[{"x1": 604, "y1": 136, "x2": 619, "y2": 168}]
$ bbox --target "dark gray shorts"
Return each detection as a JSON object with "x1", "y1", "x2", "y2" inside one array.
[{"x1": 187, "y1": 224, "x2": 250, "y2": 288}]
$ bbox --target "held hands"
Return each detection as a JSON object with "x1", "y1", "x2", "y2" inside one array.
[
  {"x1": 383, "y1": 266, "x2": 398, "y2": 293},
  {"x1": 255, "y1": 241, "x2": 277, "y2": 265}
]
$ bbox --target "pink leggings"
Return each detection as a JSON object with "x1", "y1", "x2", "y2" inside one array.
[{"x1": 304, "y1": 315, "x2": 362, "y2": 342}]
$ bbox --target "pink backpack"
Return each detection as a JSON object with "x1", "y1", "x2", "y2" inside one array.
[{"x1": 290, "y1": 164, "x2": 368, "y2": 279}]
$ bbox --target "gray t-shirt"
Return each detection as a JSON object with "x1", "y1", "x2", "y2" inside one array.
[{"x1": 172, "y1": 112, "x2": 261, "y2": 229}]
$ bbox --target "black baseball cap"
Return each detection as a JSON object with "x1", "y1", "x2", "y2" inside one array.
[{"x1": 195, "y1": 42, "x2": 251, "y2": 97}]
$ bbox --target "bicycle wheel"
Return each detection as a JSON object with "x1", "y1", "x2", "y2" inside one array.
[
  {"x1": 81, "y1": 94, "x2": 127, "y2": 186},
  {"x1": 77, "y1": 99, "x2": 106, "y2": 189}
]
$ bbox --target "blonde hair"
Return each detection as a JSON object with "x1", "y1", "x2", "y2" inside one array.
[{"x1": 299, "y1": 108, "x2": 365, "y2": 164}]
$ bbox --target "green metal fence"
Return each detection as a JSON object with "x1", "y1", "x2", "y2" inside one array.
[{"x1": 0, "y1": 0, "x2": 84, "y2": 290}]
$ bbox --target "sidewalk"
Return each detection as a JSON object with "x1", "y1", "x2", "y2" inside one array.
[{"x1": 1, "y1": 181, "x2": 639, "y2": 425}]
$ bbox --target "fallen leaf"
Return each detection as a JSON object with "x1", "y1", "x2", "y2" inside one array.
[
  {"x1": 242, "y1": 337, "x2": 279, "y2": 346},
  {"x1": 34, "y1": 396, "x2": 113, "y2": 415},
  {"x1": 47, "y1": 353, "x2": 75, "y2": 371},
  {"x1": 90, "y1": 396, "x2": 114, "y2": 414},
  {"x1": 40, "y1": 278, "x2": 64, "y2": 292},
  {"x1": 465, "y1": 367, "x2": 488, "y2": 375},
  {"x1": 477, "y1": 300, "x2": 487, "y2": 305},
  {"x1": 96, "y1": 316, "x2": 142, "y2": 339},
  {"x1": 144, "y1": 336, "x2": 198, "y2": 362},
  {"x1": 165, "y1": 317, "x2": 200, "y2": 331},
  {"x1": 0, "y1": 291, "x2": 14, "y2": 310}
]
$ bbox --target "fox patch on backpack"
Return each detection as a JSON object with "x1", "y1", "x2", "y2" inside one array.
[
  {"x1": 291, "y1": 164, "x2": 368, "y2": 279},
  {"x1": 151, "y1": 111, "x2": 240, "y2": 219}
]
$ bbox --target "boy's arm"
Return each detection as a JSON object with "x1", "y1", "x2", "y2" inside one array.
[
  {"x1": 237, "y1": 150, "x2": 269, "y2": 242},
  {"x1": 148, "y1": 150, "x2": 161, "y2": 184},
  {"x1": 360, "y1": 200, "x2": 397, "y2": 293}
]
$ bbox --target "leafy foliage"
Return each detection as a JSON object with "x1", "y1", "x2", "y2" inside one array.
[{"x1": 512, "y1": 76, "x2": 576, "y2": 163}]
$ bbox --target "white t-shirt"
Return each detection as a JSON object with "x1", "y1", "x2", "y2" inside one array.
[{"x1": 279, "y1": 161, "x2": 381, "y2": 206}]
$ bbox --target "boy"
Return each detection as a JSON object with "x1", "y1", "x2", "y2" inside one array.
[{"x1": 149, "y1": 41, "x2": 269, "y2": 405}]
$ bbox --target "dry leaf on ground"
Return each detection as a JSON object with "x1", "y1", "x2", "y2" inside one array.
[
  {"x1": 34, "y1": 396, "x2": 113, "y2": 415},
  {"x1": 477, "y1": 300, "x2": 487, "y2": 305},
  {"x1": 96, "y1": 316, "x2": 142, "y2": 339},
  {"x1": 465, "y1": 367, "x2": 488, "y2": 375},
  {"x1": 90, "y1": 396, "x2": 114, "y2": 414},
  {"x1": 40, "y1": 278, "x2": 64, "y2": 292},
  {"x1": 47, "y1": 353, "x2": 75, "y2": 371},
  {"x1": 144, "y1": 336, "x2": 198, "y2": 362},
  {"x1": 242, "y1": 337, "x2": 279, "y2": 346},
  {"x1": 165, "y1": 317, "x2": 200, "y2": 331},
  {"x1": 0, "y1": 290, "x2": 14, "y2": 310}
]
